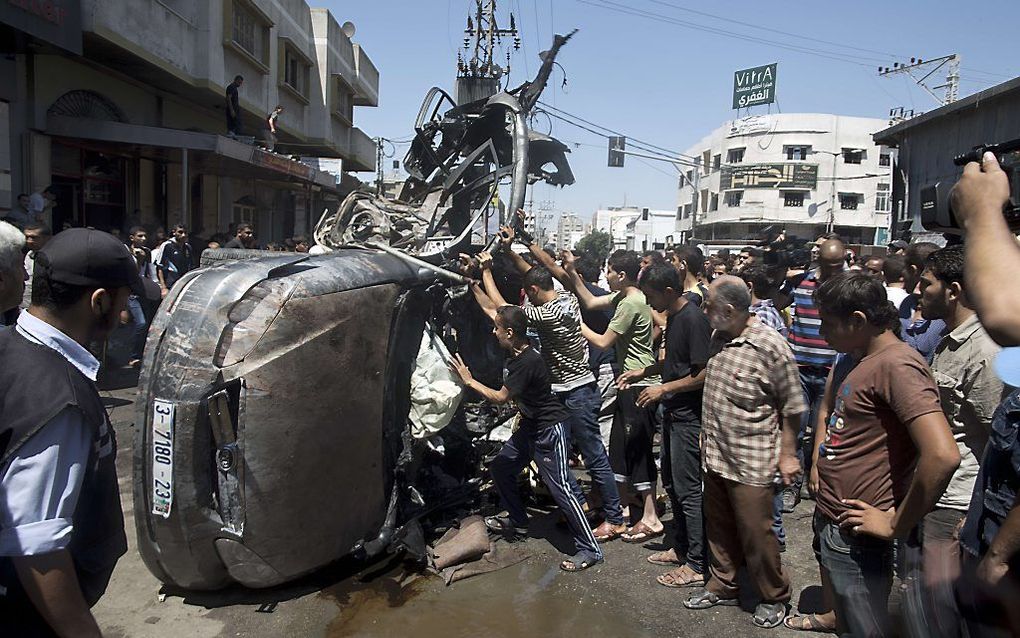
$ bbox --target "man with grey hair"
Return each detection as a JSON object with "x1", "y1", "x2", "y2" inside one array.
[
  {"x1": 0, "y1": 220, "x2": 27, "y2": 324},
  {"x1": 684, "y1": 275, "x2": 805, "y2": 629}
]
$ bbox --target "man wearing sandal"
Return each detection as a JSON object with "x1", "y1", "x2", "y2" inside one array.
[
  {"x1": 449, "y1": 305, "x2": 604, "y2": 572},
  {"x1": 618, "y1": 263, "x2": 712, "y2": 588},
  {"x1": 683, "y1": 276, "x2": 805, "y2": 629}
]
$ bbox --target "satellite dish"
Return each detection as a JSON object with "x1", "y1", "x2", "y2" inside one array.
[{"x1": 341, "y1": 21, "x2": 356, "y2": 38}]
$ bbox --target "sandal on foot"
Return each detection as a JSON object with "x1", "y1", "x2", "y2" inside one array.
[
  {"x1": 560, "y1": 552, "x2": 603, "y2": 572},
  {"x1": 683, "y1": 588, "x2": 739, "y2": 610},
  {"x1": 656, "y1": 564, "x2": 705, "y2": 588},
  {"x1": 485, "y1": 515, "x2": 527, "y2": 540},
  {"x1": 753, "y1": 602, "x2": 789, "y2": 629},
  {"x1": 621, "y1": 521, "x2": 664, "y2": 544},
  {"x1": 783, "y1": 614, "x2": 836, "y2": 633},
  {"x1": 592, "y1": 521, "x2": 625, "y2": 542},
  {"x1": 647, "y1": 549, "x2": 681, "y2": 566}
]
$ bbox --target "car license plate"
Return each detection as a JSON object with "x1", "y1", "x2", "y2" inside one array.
[{"x1": 152, "y1": 400, "x2": 175, "y2": 518}]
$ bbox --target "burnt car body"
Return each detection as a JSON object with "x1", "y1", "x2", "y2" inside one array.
[{"x1": 135, "y1": 34, "x2": 576, "y2": 591}]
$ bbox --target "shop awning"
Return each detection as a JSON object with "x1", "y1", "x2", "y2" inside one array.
[{"x1": 45, "y1": 115, "x2": 339, "y2": 191}]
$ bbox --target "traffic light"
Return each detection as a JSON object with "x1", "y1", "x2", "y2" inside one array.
[{"x1": 608, "y1": 136, "x2": 626, "y2": 168}]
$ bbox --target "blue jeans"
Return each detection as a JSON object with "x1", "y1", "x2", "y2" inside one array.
[
  {"x1": 815, "y1": 512, "x2": 893, "y2": 638},
  {"x1": 796, "y1": 367, "x2": 829, "y2": 489},
  {"x1": 772, "y1": 487, "x2": 786, "y2": 547},
  {"x1": 126, "y1": 295, "x2": 147, "y2": 361},
  {"x1": 558, "y1": 382, "x2": 624, "y2": 526}
]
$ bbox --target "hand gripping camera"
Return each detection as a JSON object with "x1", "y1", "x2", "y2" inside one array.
[{"x1": 921, "y1": 139, "x2": 1020, "y2": 234}]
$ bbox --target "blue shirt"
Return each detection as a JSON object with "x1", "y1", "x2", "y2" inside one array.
[
  {"x1": 899, "y1": 295, "x2": 947, "y2": 363},
  {"x1": 960, "y1": 388, "x2": 1020, "y2": 565},
  {"x1": 0, "y1": 312, "x2": 97, "y2": 557}
]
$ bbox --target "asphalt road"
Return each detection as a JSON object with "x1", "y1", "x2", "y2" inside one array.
[{"x1": 93, "y1": 379, "x2": 826, "y2": 638}]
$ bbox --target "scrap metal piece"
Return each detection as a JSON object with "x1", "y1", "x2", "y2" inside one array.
[{"x1": 315, "y1": 33, "x2": 577, "y2": 257}]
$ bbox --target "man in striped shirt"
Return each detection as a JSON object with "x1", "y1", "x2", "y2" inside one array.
[
  {"x1": 471, "y1": 247, "x2": 627, "y2": 542},
  {"x1": 780, "y1": 238, "x2": 845, "y2": 512}
]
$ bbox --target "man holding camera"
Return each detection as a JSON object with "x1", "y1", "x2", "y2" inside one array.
[{"x1": 951, "y1": 152, "x2": 1020, "y2": 636}]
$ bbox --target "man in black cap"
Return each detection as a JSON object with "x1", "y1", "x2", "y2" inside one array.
[
  {"x1": 888, "y1": 239, "x2": 909, "y2": 256},
  {"x1": 0, "y1": 228, "x2": 141, "y2": 636}
]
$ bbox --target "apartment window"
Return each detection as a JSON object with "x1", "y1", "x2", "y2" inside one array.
[
  {"x1": 685, "y1": 169, "x2": 694, "y2": 183},
  {"x1": 785, "y1": 145, "x2": 811, "y2": 161},
  {"x1": 843, "y1": 148, "x2": 864, "y2": 164},
  {"x1": 282, "y1": 46, "x2": 310, "y2": 98},
  {"x1": 875, "y1": 183, "x2": 891, "y2": 212},
  {"x1": 709, "y1": 193, "x2": 719, "y2": 212},
  {"x1": 682, "y1": 204, "x2": 692, "y2": 219},
  {"x1": 840, "y1": 193, "x2": 861, "y2": 210},
  {"x1": 231, "y1": 1, "x2": 269, "y2": 65},
  {"x1": 333, "y1": 78, "x2": 354, "y2": 122},
  {"x1": 784, "y1": 191, "x2": 805, "y2": 207},
  {"x1": 879, "y1": 153, "x2": 891, "y2": 167},
  {"x1": 726, "y1": 147, "x2": 745, "y2": 163},
  {"x1": 725, "y1": 190, "x2": 743, "y2": 207},
  {"x1": 641, "y1": 208, "x2": 649, "y2": 221},
  {"x1": 712, "y1": 154, "x2": 721, "y2": 171}
]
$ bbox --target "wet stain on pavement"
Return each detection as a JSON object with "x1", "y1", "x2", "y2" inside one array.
[{"x1": 322, "y1": 557, "x2": 652, "y2": 638}]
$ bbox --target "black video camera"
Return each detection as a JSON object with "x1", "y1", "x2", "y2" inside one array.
[{"x1": 920, "y1": 139, "x2": 1020, "y2": 234}]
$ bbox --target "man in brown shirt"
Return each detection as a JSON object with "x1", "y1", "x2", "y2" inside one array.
[
  {"x1": 812, "y1": 272, "x2": 960, "y2": 637},
  {"x1": 683, "y1": 276, "x2": 804, "y2": 629}
]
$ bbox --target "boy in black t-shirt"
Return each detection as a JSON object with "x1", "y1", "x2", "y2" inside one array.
[
  {"x1": 619, "y1": 263, "x2": 713, "y2": 587},
  {"x1": 450, "y1": 305, "x2": 604, "y2": 571}
]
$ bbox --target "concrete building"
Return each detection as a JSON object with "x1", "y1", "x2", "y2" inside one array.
[
  {"x1": 675, "y1": 114, "x2": 895, "y2": 247},
  {"x1": 625, "y1": 208, "x2": 675, "y2": 252},
  {"x1": 873, "y1": 76, "x2": 1020, "y2": 238},
  {"x1": 0, "y1": 0, "x2": 377, "y2": 242},
  {"x1": 593, "y1": 206, "x2": 641, "y2": 250},
  {"x1": 556, "y1": 212, "x2": 585, "y2": 251}
]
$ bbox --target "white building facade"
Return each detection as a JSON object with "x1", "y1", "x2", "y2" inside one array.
[
  {"x1": 675, "y1": 114, "x2": 895, "y2": 247},
  {"x1": 626, "y1": 208, "x2": 675, "y2": 252},
  {"x1": 593, "y1": 206, "x2": 641, "y2": 250}
]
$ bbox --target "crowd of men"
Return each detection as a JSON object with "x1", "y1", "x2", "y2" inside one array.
[
  {"x1": 453, "y1": 154, "x2": 1020, "y2": 636},
  {"x1": 0, "y1": 154, "x2": 1018, "y2": 636}
]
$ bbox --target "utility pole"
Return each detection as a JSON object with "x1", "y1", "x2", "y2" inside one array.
[
  {"x1": 879, "y1": 54, "x2": 961, "y2": 106},
  {"x1": 456, "y1": 0, "x2": 520, "y2": 105},
  {"x1": 374, "y1": 136, "x2": 385, "y2": 196}
]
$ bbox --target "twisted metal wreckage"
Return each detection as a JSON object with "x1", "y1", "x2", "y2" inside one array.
[{"x1": 135, "y1": 33, "x2": 577, "y2": 590}]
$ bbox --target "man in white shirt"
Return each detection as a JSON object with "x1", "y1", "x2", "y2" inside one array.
[{"x1": 882, "y1": 253, "x2": 910, "y2": 310}]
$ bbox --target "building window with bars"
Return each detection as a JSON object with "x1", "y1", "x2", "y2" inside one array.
[
  {"x1": 842, "y1": 148, "x2": 864, "y2": 164},
  {"x1": 879, "y1": 153, "x2": 891, "y2": 167},
  {"x1": 785, "y1": 145, "x2": 811, "y2": 161},
  {"x1": 725, "y1": 191, "x2": 743, "y2": 207},
  {"x1": 784, "y1": 191, "x2": 805, "y2": 207},
  {"x1": 726, "y1": 148, "x2": 745, "y2": 163},
  {"x1": 875, "y1": 183, "x2": 891, "y2": 212},
  {"x1": 709, "y1": 193, "x2": 719, "y2": 211},
  {"x1": 232, "y1": 1, "x2": 267, "y2": 63},
  {"x1": 333, "y1": 79, "x2": 353, "y2": 122},
  {"x1": 840, "y1": 193, "x2": 861, "y2": 210},
  {"x1": 283, "y1": 48, "x2": 310, "y2": 97},
  {"x1": 712, "y1": 154, "x2": 721, "y2": 170}
]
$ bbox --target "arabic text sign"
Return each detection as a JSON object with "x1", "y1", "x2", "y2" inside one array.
[
  {"x1": 721, "y1": 163, "x2": 818, "y2": 190},
  {"x1": 733, "y1": 63, "x2": 777, "y2": 110}
]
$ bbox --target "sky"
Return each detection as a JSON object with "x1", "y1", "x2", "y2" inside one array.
[{"x1": 323, "y1": 0, "x2": 1019, "y2": 222}]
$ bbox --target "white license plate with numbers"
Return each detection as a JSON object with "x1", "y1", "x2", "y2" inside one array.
[{"x1": 151, "y1": 400, "x2": 175, "y2": 518}]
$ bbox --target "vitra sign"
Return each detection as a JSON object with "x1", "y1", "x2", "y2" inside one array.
[{"x1": 733, "y1": 63, "x2": 777, "y2": 110}]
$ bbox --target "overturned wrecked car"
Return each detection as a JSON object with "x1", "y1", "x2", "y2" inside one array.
[{"x1": 134, "y1": 34, "x2": 576, "y2": 590}]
